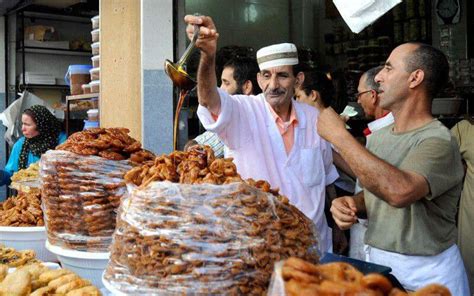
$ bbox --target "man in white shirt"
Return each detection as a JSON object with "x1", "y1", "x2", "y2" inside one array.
[
  {"x1": 184, "y1": 14, "x2": 338, "y2": 252},
  {"x1": 186, "y1": 57, "x2": 261, "y2": 157}
]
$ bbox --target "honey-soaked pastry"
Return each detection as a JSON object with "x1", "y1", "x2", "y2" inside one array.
[
  {"x1": 11, "y1": 162, "x2": 39, "y2": 182},
  {"x1": 0, "y1": 190, "x2": 44, "y2": 226},
  {"x1": 38, "y1": 269, "x2": 73, "y2": 283},
  {"x1": 0, "y1": 264, "x2": 7, "y2": 281},
  {"x1": 0, "y1": 245, "x2": 38, "y2": 267},
  {"x1": 65, "y1": 285, "x2": 102, "y2": 296},
  {"x1": 55, "y1": 278, "x2": 91, "y2": 294},
  {"x1": 274, "y1": 257, "x2": 452, "y2": 296},
  {"x1": 29, "y1": 286, "x2": 52, "y2": 296},
  {"x1": 47, "y1": 273, "x2": 80, "y2": 290},
  {"x1": 0, "y1": 269, "x2": 31, "y2": 296},
  {"x1": 56, "y1": 127, "x2": 154, "y2": 163}
]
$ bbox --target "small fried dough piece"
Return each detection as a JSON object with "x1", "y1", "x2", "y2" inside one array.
[
  {"x1": 38, "y1": 268, "x2": 73, "y2": 283},
  {"x1": 19, "y1": 263, "x2": 49, "y2": 280},
  {"x1": 361, "y1": 273, "x2": 393, "y2": 294},
  {"x1": 48, "y1": 273, "x2": 80, "y2": 290},
  {"x1": 0, "y1": 264, "x2": 7, "y2": 281},
  {"x1": 65, "y1": 285, "x2": 102, "y2": 296},
  {"x1": 0, "y1": 269, "x2": 31, "y2": 296},
  {"x1": 413, "y1": 284, "x2": 452, "y2": 296},
  {"x1": 30, "y1": 286, "x2": 53, "y2": 296},
  {"x1": 56, "y1": 279, "x2": 92, "y2": 294}
]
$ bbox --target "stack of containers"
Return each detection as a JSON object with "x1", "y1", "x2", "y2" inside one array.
[
  {"x1": 90, "y1": 15, "x2": 100, "y2": 94},
  {"x1": 83, "y1": 15, "x2": 100, "y2": 130}
]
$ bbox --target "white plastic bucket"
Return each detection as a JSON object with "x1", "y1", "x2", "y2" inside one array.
[
  {"x1": 45, "y1": 241, "x2": 109, "y2": 288},
  {"x1": 102, "y1": 274, "x2": 128, "y2": 296},
  {"x1": 0, "y1": 226, "x2": 57, "y2": 262}
]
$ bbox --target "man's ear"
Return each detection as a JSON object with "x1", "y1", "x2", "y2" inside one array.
[
  {"x1": 295, "y1": 71, "x2": 304, "y2": 88},
  {"x1": 370, "y1": 89, "x2": 378, "y2": 104},
  {"x1": 408, "y1": 69, "x2": 424, "y2": 89},
  {"x1": 242, "y1": 80, "x2": 253, "y2": 95}
]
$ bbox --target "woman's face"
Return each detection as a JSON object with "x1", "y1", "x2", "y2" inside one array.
[
  {"x1": 294, "y1": 87, "x2": 315, "y2": 106},
  {"x1": 21, "y1": 114, "x2": 40, "y2": 138}
]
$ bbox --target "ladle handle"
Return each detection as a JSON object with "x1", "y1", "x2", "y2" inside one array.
[{"x1": 177, "y1": 24, "x2": 200, "y2": 67}]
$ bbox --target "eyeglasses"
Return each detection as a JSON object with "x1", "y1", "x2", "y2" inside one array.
[{"x1": 355, "y1": 90, "x2": 374, "y2": 99}]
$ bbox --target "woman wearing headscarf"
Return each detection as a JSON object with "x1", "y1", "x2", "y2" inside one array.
[{"x1": 0, "y1": 105, "x2": 67, "y2": 186}]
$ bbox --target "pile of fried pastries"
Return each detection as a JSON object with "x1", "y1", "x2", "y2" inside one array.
[
  {"x1": 281, "y1": 257, "x2": 451, "y2": 296},
  {"x1": 0, "y1": 245, "x2": 38, "y2": 267},
  {"x1": 0, "y1": 263, "x2": 101, "y2": 296},
  {"x1": 11, "y1": 163, "x2": 39, "y2": 182},
  {"x1": 104, "y1": 181, "x2": 318, "y2": 295},
  {"x1": 56, "y1": 127, "x2": 154, "y2": 163},
  {"x1": 0, "y1": 189, "x2": 44, "y2": 226},
  {"x1": 124, "y1": 145, "x2": 243, "y2": 187},
  {"x1": 40, "y1": 150, "x2": 133, "y2": 252}
]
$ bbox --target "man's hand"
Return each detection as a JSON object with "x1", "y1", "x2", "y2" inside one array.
[
  {"x1": 184, "y1": 15, "x2": 219, "y2": 56},
  {"x1": 317, "y1": 107, "x2": 350, "y2": 144},
  {"x1": 330, "y1": 196, "x2": 358, "y2": 230}
]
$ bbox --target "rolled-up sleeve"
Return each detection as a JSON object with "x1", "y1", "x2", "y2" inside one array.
[{"x1": 197, "y1": 88, "x2": 251, "y2": 150}]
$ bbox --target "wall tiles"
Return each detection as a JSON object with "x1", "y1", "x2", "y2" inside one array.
[{"x1": 142, "y1": 70, "x2": 174, "y2": 154}]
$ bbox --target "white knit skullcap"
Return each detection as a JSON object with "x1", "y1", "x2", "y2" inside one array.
[{"x1": 256, "y1": 43, "x2": 299, "y2": 70}]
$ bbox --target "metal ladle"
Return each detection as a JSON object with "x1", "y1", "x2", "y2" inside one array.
[{"x1": 164, "y1": 24, "x2": 200, "y2": 90}]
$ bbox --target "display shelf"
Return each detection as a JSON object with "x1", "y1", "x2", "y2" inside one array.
[
  {"x1": 22, "y1": 11, "x2": 92, "y2": 23},
  {"x1": 65, "y1": 93, "x2": 100, "y2": 135},
  {"x1": 67, "y1": 93, "x2": 100, "y2": 101},
  {"x1": 17, "y1": 46, "x2": 92, "y2": 56},
  {"x1": 19, "y1": 84, "x2": 69, "y2": 90}
]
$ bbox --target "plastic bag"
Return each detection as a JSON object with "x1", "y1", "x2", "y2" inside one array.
[
  {"x1": 103, "y1": 181, "x2": 319, "y2": 295},
  {"x1": 40, "y1": 150, "x2": 133, "y2": 252},
  {"x1": 333, "y1": 0, "x2": 402, "y2": 33}
]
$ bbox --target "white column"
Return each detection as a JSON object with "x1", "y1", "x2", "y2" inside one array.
[{"x1": 141, "y1": 0, "x2": 176, "y2": 154}]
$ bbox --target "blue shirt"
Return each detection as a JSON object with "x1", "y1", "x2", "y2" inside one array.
[{"x1": 1, "y1": 132, "x2": 67, "y2": 186}]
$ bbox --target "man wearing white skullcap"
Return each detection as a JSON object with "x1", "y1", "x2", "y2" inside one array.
[{"x1": 184, "y1": 15, "x2": 339, "y2": 253}]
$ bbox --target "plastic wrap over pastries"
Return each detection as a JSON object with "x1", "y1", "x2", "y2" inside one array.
[
  {"x1": 40, "y1": 150, "x2": 133, "y2": 252},
  {"x1": 267, "y1": 257, "x2": 451, "y2": 296},
  {"x1": 105, "y1": 163, "x2": 319, "y2": 295}
]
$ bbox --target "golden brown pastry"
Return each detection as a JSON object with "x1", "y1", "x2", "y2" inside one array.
[
  {"x1": 65, "y1": 285, "x2": 102, "y2": 296},
  {"x1": 0, "y1": 269, "x2": 31, "y2": 296}
]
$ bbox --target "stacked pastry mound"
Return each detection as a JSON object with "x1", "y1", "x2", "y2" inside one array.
[
  {"x1": 40, "y1": 128, "x2": 154, "y2": 252},
  {"x1": 104, "y1": 146, "x2": 319, "y2": 295}
]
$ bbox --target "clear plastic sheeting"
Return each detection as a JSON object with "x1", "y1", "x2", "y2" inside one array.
[
  {"x1": 104, "y1": 181, "x2": 319, "y2": 295},
  {"x1": 40, "y1": 150, "x2": 133, "y2": 252}
]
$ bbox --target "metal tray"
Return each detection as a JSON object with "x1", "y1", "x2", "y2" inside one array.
[{"x1": 320, "y1": 252, "x2": 405, "y2": 291}]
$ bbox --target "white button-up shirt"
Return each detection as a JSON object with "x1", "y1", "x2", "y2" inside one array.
[{"x1": 197, "y1": 89, "x2": 339, "y2": 252}]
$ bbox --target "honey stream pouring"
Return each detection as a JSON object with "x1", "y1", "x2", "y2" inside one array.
[{"x1": 165, "y1": 23, "x2": 200, "y2": 150}]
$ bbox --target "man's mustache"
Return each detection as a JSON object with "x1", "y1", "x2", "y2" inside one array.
[{"x1": 266, "y1": 89, "x2": 285, "y2": 96}]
